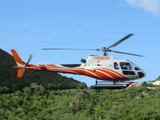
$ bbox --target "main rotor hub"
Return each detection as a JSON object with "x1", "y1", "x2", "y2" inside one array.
[{"x1": 102, "y1": 47, "x2": 108, "y2": 51}]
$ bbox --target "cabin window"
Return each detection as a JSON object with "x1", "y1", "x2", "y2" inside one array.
[
  {"x1": 120, "y1": 62, "x2": 133, "y2": 70},
  {"x1": 123, "y1": 71, "x2": 135, "y2": 75},
  {"x1": 114, "y1": 62, "x2": 119, "y2": 69}
]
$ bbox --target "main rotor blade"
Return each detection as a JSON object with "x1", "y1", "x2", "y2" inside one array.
[
  {"x1": 110, "y1": 50, "x2": 143, "y2": 57},
  {"x1": 108, "y1": 34, "x2": 133, "y2": 49},
  {"x1": 42, "y1": 48, "x2": 99, "y2": 51}
]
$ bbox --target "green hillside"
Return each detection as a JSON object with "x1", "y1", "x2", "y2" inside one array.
[
  {"x1": 0, "y1": 48, "x2": 86, "y2": 93},
  {"x1": 143, "y1": 76, "x2": 160, "y2": 86},
  {"x1": 1, "y1": 86, "x2": 160, "y2": 119},
  {"x1": 1, "y1": 49, "x2": 160, "y2": 119},
  {"x1": 153, "y1": 76, "x2": 160, "y2": 82}
]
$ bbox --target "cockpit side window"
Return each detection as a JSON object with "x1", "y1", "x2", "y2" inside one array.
[
  {"x1": 120, "y1": 62, "x2": 132, "y2": 70},
  {"x1": 114, "y1": 62, "x2": 119, "y2": 69}
]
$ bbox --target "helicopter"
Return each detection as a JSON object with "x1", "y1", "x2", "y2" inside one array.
[{"x1": 11, "y1": 34, "x2": 146, "y2": 86}]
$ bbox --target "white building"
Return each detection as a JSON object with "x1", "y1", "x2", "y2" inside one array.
[{"x1": 152, "y1": 81, "x2": 160, "y2": 85}]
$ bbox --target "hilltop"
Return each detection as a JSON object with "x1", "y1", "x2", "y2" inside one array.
[
  {"x1": 145, "y1": 76, "x2": 160, "y2": 86},
  {"x1": 0, "y1": 48, "x2": 86, "y2": 93},
  {"x1": 153, "y1": 76, "x2": 160, "y2": 82}
]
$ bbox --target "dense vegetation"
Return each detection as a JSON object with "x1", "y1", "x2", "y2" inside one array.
[
  {"x1": 1, "y1": 48, "x2": 160, "y2": 119},
  {"x1": 1, "y1": 86, "x2": 160, "y2": 119}
]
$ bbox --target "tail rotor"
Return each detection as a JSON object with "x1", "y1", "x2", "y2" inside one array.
[
  {"x1": 10, "y1": 49, "x2": 33, "y2": 78},
  {"x1": 20, "y1": 54, "x2": 33, "y2": 76}
]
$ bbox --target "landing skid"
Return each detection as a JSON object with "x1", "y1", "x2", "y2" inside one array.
[
  {"x1": 91, "y1": 80, "x2": 131, "y2": 89},
  {"x1": 90, "y1": 84, "x2": 130, "y2": 89},
  {"x1": 95, "y1": 79, "x2": 117, "y2": 85}
]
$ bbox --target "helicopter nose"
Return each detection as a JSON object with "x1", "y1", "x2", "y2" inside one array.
[{"x1": 138, "y1": 71, "x2": 146, "y2": 78}]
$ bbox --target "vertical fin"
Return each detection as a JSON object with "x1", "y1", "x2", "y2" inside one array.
[
  {"x1": 10, "y1": 49, "x2": 25, "y2": 78},
  {"x1": 10, "y1": 49, "x2": 25, "y2": 66}
]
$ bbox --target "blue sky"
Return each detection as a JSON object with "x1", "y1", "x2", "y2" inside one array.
[{"x1": 1, "y1": 0, "x2": 160, "y2": 86}]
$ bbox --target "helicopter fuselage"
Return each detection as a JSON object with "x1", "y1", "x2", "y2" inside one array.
[
  {"x1": 11, "y1": 49, "x2": 146, "y2": 82},
  {"x1": 47, "y1": 55, "x2": 145, "y2": 82},
  {"x1": 11, "y1": 34, "x2": 146, "y2": 83}
]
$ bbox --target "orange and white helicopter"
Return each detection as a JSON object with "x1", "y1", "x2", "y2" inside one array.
[{"x1": 11, "y1": 34, "x2": 146, "y2": 85}]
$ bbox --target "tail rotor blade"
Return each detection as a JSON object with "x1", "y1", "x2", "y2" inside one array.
[
  {"x1": 21, "y1": 67, "x2": 26, "y2": 75},
  {"x1": 20, "y1": 54, "x2": 33, "y2": 76},
  {"x1": 26, "y1": 54, "x2": 33, "y2": 65}
]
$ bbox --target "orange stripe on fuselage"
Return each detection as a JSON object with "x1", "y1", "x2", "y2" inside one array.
[
  {"x1": 23, "y1": 65, "x2": 85, "y2": 75},
  {"x1": 18, "y1": 62, "x2": 128, "y2": 81},
  {"x1": 96, "y1": 68, "x2": 128, "y2": 80},
  {"x1": 83, "y1": 68, "x2": 128, "y2": 81},
  {"x1": 48, "y1": 68, "x2": 85, "y2": 74},
  {"x1": 93, "y1": 69, "x2": 114, "y2": 80},
  {"x1": 101, "y1": 68, "x2": 125, "y2": 78},
  {"x1": 84, "y1": 69, "x2": 99, "y2": 79},
  {"x1": 84, "y1": 69, "x2": 115, "y2": 80}
]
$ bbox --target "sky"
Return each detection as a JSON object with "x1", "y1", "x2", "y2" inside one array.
[{"x1": 1, "y1": 0, "x2": 160, "y2": 86}]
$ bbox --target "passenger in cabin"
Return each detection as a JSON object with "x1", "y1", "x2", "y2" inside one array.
[{"x1": 120, "y1": 62, "x2": 132, "y2": 70}]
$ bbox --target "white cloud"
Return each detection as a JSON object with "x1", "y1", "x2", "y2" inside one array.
[{"x1": 125, "y1": 0, "x2": 160, "y2": 14}]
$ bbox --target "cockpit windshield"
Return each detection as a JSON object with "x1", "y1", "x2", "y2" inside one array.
[
  {"x1": 130, "y1": 62, "x2": 141, "y2": 71},
  {"x1": 119, "y1": 62, "x2": 141, "y2": 71},
  {"x1": 120, "y1": 62, "x2": 133, "y2": 70}
]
